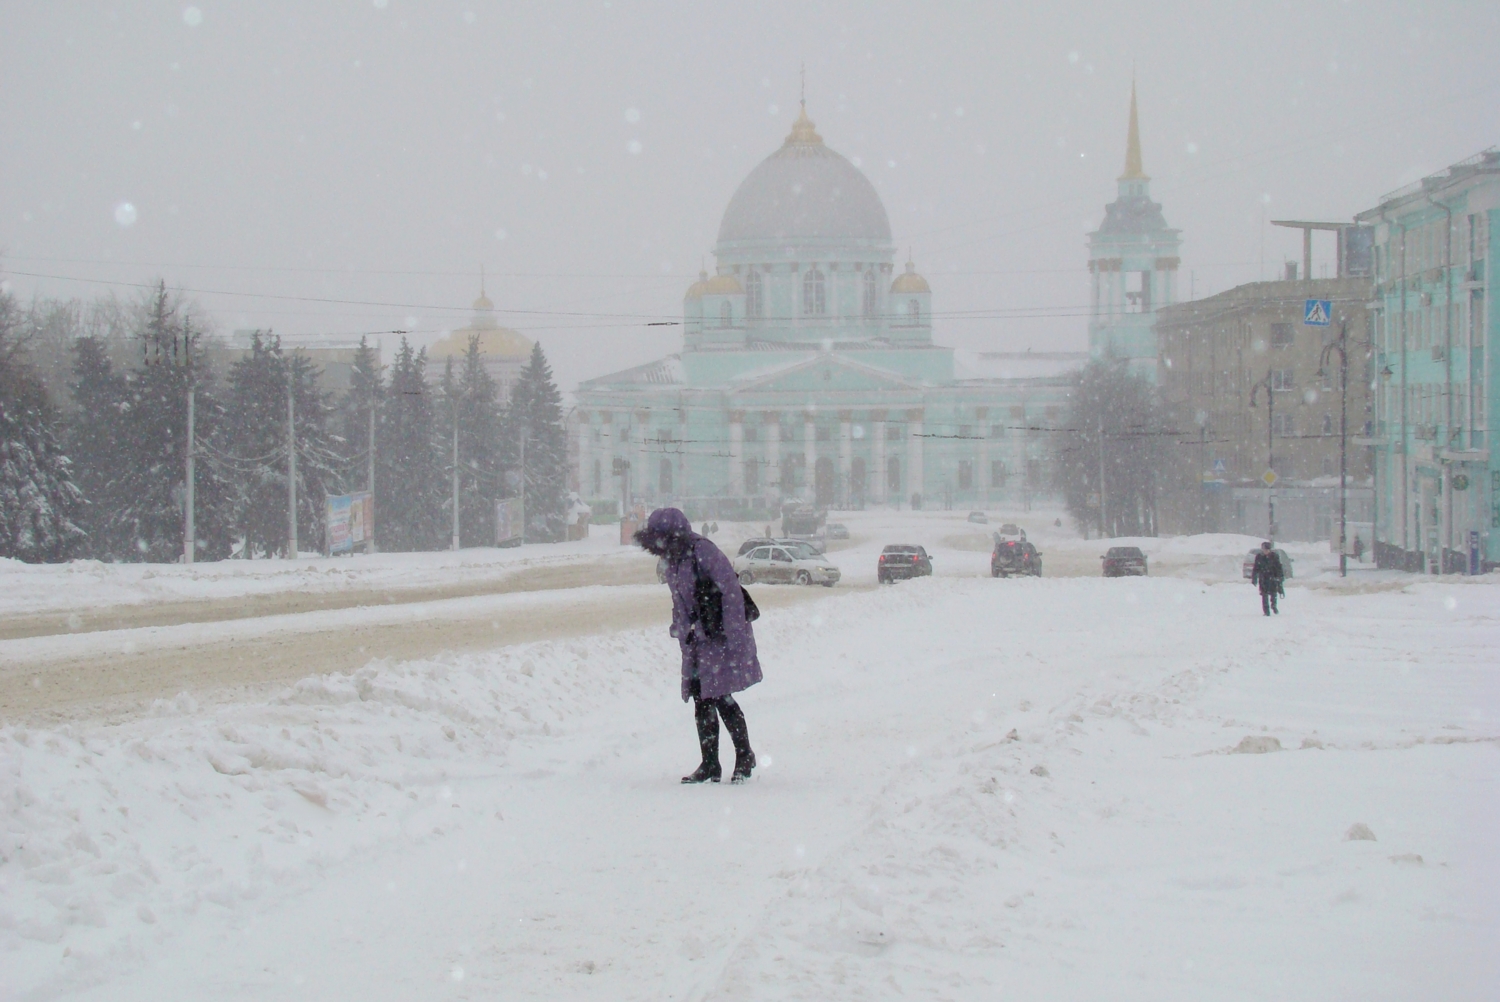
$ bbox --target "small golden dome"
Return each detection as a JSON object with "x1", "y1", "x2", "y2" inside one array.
[
  {"x1": 890, "y1": 260, "x2": 930, "y2": 294},
  {"x1": 703, "y1": 273, "x2": 743, "y2": 295},
  {"x1": 684, "y1": 270, "x2": 709, "y2": 300},
  {"x1": 784, "y1": 102, "x2": 823, "y2": 147},
  {"x1": 429, "y1": 324, "x2": 532, "y2": 360},
  {"x1": 472, "y1": 293, "x2": 495, "y2": 311}
]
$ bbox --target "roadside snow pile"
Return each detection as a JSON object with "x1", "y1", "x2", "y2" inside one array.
[
  {"x1": 0, "y1": 526, "x2": 631, "y2": 618},
  {"x1": 0, "y1": 628, "x2": 675, "y2": 991}
]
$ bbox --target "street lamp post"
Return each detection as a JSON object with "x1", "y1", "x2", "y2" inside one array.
[
  {"x1": 1249, "y1": 367, "x2": 1276, "y2": 539},
  {"x1": 1321, "y1": 318, "x2": 1350, "y2": 577}
]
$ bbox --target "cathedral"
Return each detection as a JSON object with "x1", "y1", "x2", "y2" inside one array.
[{"x1": 571, "y1": 95, "x2": 1158, "y2": 516}]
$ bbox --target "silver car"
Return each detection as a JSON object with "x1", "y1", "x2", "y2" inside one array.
[{"x1": 733, "y1": 544, "x2": 841, "y2": 587}]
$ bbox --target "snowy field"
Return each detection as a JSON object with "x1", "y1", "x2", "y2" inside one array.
[{"x1": 2, "y1": 514, "x2": 1497, "y2": 999}]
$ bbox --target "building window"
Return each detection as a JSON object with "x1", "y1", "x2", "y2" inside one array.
[
  {"x1": 990, "y1": 424, "x2": 1005, "y2": 439},
  {"x1": 815, "y1": 426, "x2": 831, "y2": 441},
  {"x1": 746, "y1": 270, "x2": 763, "y2": 318},
  {"x1": 887, "y1": 456, "x2": 901, "y2": 492},
  {"x1": 1322, "y1": 413, "x2": 1334, "y2": 436},
  {"x1": 744, "y1": 457, "x2": 759, "y2": 494},
  {"x1": 720, "y1": 301, "x2": 732, "y2": 327},
  {"x1": 957, "y1": 460, "x2": 973, "y2": 490},
  {"x1": 1271, "y1": 369, "x2": 1295, "y2": 391},
  {"x1": 1271, "y1": 323, "x2": 1294, "y2": 348},
  {"x1": 803, "y1": 268, "x2": 826, "y2": 315},
  {"x1": 958, "y1": 425, "x2": 973, "y2": 439},
  {"x1": 659, "y1": 458, "x2": 673, "y2": 494},
  {"x1": 906, "y1": 299, "x2": 920, "y2": 324},
  {"x1": 886, "y1": 424, "x2": 903, "y2": 441},
  {"x1": 781, "y1": 422, "x2": 795, "y2": 442},
  {"x1": 1125, "y1": 271, "x2": 1149, "y2": 313},
  {"x1": 863, "y1": 270, "x2": 877, "y2": 316},
  {"x1": 990, "y1": 459, "x2": 1008, "y2": 487},
  {"x1": 743, "y1": 426, "x2": 758, "y2": 442},
  {"x1": 1273, "y1": 413, "x2": 1297, "y2": 438}
]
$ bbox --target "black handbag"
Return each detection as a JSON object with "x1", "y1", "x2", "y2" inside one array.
[{"x1": 692, "y1": 550, "x2": 758, "y2": 639}]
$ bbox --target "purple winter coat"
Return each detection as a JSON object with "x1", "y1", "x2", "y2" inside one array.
[{"x1": 637, "y1": 507, "x2": 762, "y2": 702}]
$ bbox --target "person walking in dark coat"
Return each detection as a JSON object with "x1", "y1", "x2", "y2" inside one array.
[
  {"x1": 1250, "y1": 541, "x2": 1285, "y2": 616},
  {"x1": 634, "y1": 507, "x2": 762, "y2": 784}
]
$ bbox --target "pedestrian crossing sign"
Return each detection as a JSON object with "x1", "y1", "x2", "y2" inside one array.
[{"x1": 1304, "y1": 299, "x2": 1332, "y2": 326}]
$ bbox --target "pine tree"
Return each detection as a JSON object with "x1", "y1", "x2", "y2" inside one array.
[
  {"x1": 0, "y1": 293, "x2": 85, "y2": 562},
  {"x1": 378, "y1": 338, "x2": 445, "y2": 550},
  {"x1": 507, "y1": 342, "x2": 568, "y2": 542},
  {"x1": 337, "y1": 336, "x2": 383, "y2": 500},
  {"x1": 224, "y1": 333, "x2": 344, "y2": 556},
  {"x1": 1050, "y1": 357, "x2": 1168, "y2": 538},
  {"x1": 106, "y1": 283, "x2": 236, "y2": 562},
  {"x1": 437, "y1": 337, "x2": 506, "y2": 547},
  {"x1": 66, "y1": 335, "x2": 130, "y2": 557}
]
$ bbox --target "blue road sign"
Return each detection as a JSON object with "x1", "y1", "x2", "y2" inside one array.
[
  {"x1": 1304, "y1": 299, "x2": 1332, "y2": 326},
  {"x1": 1212, "y1": 459, "x2": 1227, "y2": 474}
]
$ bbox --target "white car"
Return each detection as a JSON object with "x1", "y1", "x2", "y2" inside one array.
[{"x1": 733, "y1": 544, "x2": 841, "y2": 587}]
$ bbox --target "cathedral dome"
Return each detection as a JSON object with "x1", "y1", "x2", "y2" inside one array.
[
  {"x1": 890, "y1": 260, "x2": 930, "y2": 293},
  {"x1": 716, "y1": 106, "x2": 892, "y2": 246}
]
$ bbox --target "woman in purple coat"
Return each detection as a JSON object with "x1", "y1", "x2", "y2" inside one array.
[{"x1": 635, "y1": 507, "x2": 761, "y2": 783}]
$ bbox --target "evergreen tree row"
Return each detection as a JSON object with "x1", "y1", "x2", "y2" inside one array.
[{"x1": 0, "y1": 283, "x2": 571, "y2": 563}]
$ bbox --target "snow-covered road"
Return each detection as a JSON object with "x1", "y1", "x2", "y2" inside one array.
[{"x1": 4, "y1": 568, "x2": 1496, "y2": 1000}]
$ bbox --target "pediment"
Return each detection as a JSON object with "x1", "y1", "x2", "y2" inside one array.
[{"x1": 730, "y1": 353, "x2": 919, "y2": 395}]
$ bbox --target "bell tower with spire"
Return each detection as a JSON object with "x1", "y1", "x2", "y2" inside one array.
[{"x1": 1087, "y1": 80, "x2": 1181, "y2": 382}]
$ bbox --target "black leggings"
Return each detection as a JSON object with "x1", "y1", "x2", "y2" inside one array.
[{"x1": 689, "y1": 679, "x2": 751, "y2": 763}]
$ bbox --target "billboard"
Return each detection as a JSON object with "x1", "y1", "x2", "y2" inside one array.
[
  {"x1": 327, "y1": 491, "x2": 374, "y2": 554},
  {"x1": 496, "y1": 497, "x2": 524, "y2": 547}
]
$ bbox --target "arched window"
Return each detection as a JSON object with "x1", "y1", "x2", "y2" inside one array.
[
  {"x1": 803, "y1": 267, "x2": 826, "y2": 316},
  {"x1": 862, "y1": 270, "x2": 877, "y2": 317},
  {"x1": 746, "y1": 270, "x2": 763, "y2": 318},
  {"x1": 907, "y1": 299, "x2": 920, "y2": 324},
  {"x1": 720, "y1": 301, "x2": 732, "y2": 327}
]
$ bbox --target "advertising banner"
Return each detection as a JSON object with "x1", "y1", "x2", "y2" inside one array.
[
  {"x1": 496, "y1": 498, "x2": 524, "y2": 547},
  {"x1": 327, "y1": 491, "x2": 374, "y2": 554}
]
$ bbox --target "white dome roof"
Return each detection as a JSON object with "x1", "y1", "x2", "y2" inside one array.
[{"x1": 716, "y1": 107, "x2": 892, "y2": 246}]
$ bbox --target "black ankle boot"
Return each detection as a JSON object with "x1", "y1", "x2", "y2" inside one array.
[{"x1": 681, "y1": 762, "x2": 722, "y2": 784}]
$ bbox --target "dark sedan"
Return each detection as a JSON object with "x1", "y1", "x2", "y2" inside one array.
[
  {"x1": 878, "y1": 544, "x2": 933, "y2": 583},
  {"x1": 1101, "y1": 546, "x2": 1148, "y2": 577}
]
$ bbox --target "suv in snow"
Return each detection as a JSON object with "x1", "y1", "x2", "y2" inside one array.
[
  {"x1": 1101, "y1": 546, "x2": 1148, "y2": 577},
  {"x1": 878, "y1": 544, "x2": 933, "y2": 583},
  {"x1": 991, "y1": 538, "x2": 1042, "y2": 578}
]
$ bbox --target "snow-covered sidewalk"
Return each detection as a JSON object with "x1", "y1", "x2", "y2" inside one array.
[{"x1": 3, "y1": 572, "x2": 1496, "y2": 999}]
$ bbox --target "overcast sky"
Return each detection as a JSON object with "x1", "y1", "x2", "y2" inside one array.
[{"x1": 2, "y1": 1, "x2": 1496, "y2": 395}]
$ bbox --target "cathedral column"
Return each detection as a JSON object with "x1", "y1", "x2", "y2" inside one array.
[
  {"x1": 906, "y1": 408, "x2": 925, "y2": 508},
  {"x1": 635, "y1": 410, "x2": 650, "y2": 500},
  {"x1": 803, "y1": 410, "x2": 817, "y2": 498},
  {"x1": 975, "y1": 407, "x2": 989, "y2": 508},
  {"x1": 764, "y1": 413, "x2": 781, "y2": 500},
  {"x1": 599, "y1": 412, "x2": 616, "y2": 502},
  {"x1": 576, "y1": 411, "x2": 591, "y2": 497},
  {"x1": 838, "y1": 411, "x2": 853, "y2": 507},
  {"x1": 871, "y1": 409, "x2": 887, "y2": 506},
  {"x1": 728, "y1": 411, "x2": 745, "y2": 496}
]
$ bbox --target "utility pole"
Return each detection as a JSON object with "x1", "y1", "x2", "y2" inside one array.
[
  {"x1": 451, "y1": 414, "x2": 461, "y2": 551},
  {"x1": 287, "y1": 360, "x2": 298, "y2": 559},
  {"x1": 184, "y1": 377, "x2": 195, "y2": 564},
  {"x1": 1322, "y1": 319, "x2": 1351, "y2": 577},
  {"x1": 1097, "y1": 411, "x2": 1108, "y2": 538},
  {"x1": 367, "y1": 400, "x2": 377, "y2": 554},
  {"x1": 1250, "y1": 368, "x2": 1276, "y2": 540},
  {"x1": 519, "y1": 424, "x2": 528, "y2": 541}
]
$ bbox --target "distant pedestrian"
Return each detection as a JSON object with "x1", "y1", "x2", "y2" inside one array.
[
  {"x1": 635, "y1": 507, "x2": 761, "y2": 784},
  {"x1": 1250, "y1": 541, "x2": 1285, "y2": 616},
  {"x1": 1352, "y1": 534, "x2": 1365, "y2": 563}
]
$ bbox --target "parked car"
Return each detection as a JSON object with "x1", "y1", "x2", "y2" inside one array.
[
  {"x1": 825, "y1": 522, "x2": 850, "y2": 540},
  {"x1": 1241, "y1": 548, "x2": 1294, "y2": 580},
  {"x1": 1101, "y1": 546, "x2": 1148, "y2": 577},
  {"x1": 991, "y1": 538, "x2": 1042, "y2": 577},
  {"x1": 733, "y1": 544, "x2": 841, "y2": 587},
  {"x1": 966, "y1": 511, "x2": 988, "y2": 525},
  {"x1": 737, "y1": 536, "x2": 826, "y2": 557},
  {"x1": 878, "y1": 544, "x2": 933, "y2": 583}
]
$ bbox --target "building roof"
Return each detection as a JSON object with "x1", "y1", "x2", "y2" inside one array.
[
  {"x1": 716, "y1": 104, "x2": 892, "y2": 246},
  {"x1": 578, "y1": 355, "x2": 685, "y2": 388}
]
